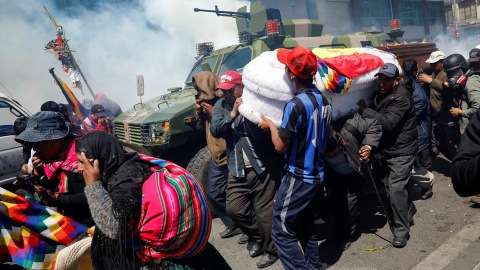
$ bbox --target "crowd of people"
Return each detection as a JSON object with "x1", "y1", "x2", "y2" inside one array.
[
  {"x1": 9, "y1": 45, "x2": 480, "y2": 270},
  {"x1": 194, "y1": 46, "x2": 480, "y2": 269}
]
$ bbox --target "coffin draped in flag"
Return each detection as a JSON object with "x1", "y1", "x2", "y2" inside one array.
[
  {"x1": 238, "y1": 47, "x2": 401, "y2": 126},
  {"x1": 49, "y1": 68, "x2": 90, "y2": 121},
  {"x1": 0, "y1": 187, "x2": 88, "y2": 269}
]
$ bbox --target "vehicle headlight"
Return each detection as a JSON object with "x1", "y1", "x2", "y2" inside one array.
[{"x1": 150, "y1": 121, "x2": 171, "y2": 145}]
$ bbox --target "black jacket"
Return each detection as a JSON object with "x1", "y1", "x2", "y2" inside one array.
[
  {"x1": 210, "y1": 98, "x2": 281, "y2": 178},
  {"x1": 362, "y1": 84, "x2": 418, "y2": 158},
  {"x1": 451, "y1": 108, "x2": 480, "y2": 196}
]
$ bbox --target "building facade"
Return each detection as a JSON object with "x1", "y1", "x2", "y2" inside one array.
[
  {"x1": 259, "y1": 0, "x2": 446, "y2": 42},
  {"x1": 445, "y1": 0, "x2": 480, "y2": 41}
]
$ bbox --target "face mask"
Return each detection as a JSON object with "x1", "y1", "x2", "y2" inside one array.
[{"x1": 443, "y1": 69, "x2": 467, "y2": 88}]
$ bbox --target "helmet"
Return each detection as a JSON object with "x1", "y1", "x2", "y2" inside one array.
[{"x1": 444, "y1": 54, "x2": 468, "y2": 72}]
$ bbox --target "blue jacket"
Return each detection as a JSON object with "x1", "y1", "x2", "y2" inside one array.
[{"x1": 412, "y1": 81, "x2": 430, "y2": 152}]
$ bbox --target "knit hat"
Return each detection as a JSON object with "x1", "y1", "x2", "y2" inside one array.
[{"x1": 277, "y1": 46, "x2": 317, "y2": 79}]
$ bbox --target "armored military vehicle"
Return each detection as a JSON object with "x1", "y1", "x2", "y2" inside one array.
[{"x1": 113, "y1": 0, "x2": 437, "y2": 198}]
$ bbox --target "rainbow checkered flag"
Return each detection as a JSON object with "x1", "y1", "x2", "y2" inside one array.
[
  {"x1": 0, "y1": 187, "x2": 88, "y2": 269},
  {"x1": 49, "y1": 68, "x2": 91, "y2": 121},
  {"x1": 316, "y1": 58, "x2": 352, "y2": 95}
]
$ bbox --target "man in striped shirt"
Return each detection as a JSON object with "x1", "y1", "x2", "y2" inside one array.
[{"x1": 259, "y1": 46, "x2": 332, "y2": 270}]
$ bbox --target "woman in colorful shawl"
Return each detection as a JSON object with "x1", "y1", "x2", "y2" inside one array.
[{"x1": 75, "y1": 131, "x2": 231, "y2": 270}]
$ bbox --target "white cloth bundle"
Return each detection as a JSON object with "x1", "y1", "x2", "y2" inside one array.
[
  {"x1": 239, "y1": 49, "x2": 401, "y2": 127},
  {"x1": 239, "y1": 51, "x2": 295, "y2": 127}
]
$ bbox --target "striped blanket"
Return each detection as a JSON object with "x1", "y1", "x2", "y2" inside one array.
[{"x1": 136, "y1": 155, "x2": 211, "y2": 261}]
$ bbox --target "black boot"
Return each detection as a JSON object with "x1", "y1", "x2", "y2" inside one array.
[{"x1": 421, "y1": 186, "x2": 433, "y2": 200}]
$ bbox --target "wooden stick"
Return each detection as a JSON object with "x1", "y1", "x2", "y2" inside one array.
[{"x1": 365, "y1": 164, "x2": 394, "y2": 234}]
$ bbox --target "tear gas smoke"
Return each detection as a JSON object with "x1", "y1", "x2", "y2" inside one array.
[
  {"x1": 0, "y1": 0, "x2": 249, "y2": 112},
  {"x1": 433, "y1": 33, "x2": 480, "y2": 59}
]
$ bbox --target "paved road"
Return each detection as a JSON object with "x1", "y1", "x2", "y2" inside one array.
[{"x1": 209, "y1": 153, "x2": 480, "y2": 270}]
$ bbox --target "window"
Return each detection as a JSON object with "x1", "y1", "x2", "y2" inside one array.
[
  {"x1": 360, "y1": 0, "x2": 392, "y2": 30},
  {"x1": 399, "y1": 0, "x2": 423, "y2": 26},
  {"x1": 185, "y1": 55, "x2": 219, "y2": 84},
  {"x1": 0, "y1": 101, "x2": 22, "y2": 137},
  {"x1": 218, "y1": 48, "x2": 252, "y2": 76},
  {"x1": 459, "y1": 0, "x2": 477, "y2": 21},
  {"x1": 427, "y1": 2, "x2": 444, "y2": 25}
]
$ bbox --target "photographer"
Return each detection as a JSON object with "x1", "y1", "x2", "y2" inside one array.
[
  {"x1": 81, "y1": 104, "x2": 113, "y2": 134},
  {"x1": 449, "y1": 49, "x2": 480, "y2": 120}
]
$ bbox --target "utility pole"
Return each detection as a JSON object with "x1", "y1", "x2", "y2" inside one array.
[{"x1": 453, "y1": 0, "x2": 459, "y2": 41}]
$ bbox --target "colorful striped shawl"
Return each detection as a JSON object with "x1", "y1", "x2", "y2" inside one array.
[
  {"x1": 136, "y1": 155, "x2": 211, "y2": 261},
  {"x1": 44, "y1": 140, "x2": 80, "y2": 194}
]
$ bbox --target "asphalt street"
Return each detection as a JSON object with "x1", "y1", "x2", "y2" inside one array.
[{"x1": 209, "y1": 152, "x2": 480, "y2": 270}]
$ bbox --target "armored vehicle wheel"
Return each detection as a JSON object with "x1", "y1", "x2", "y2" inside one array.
[{"x1": 186, "y1": 146, "x2": 217, "y2": 217}]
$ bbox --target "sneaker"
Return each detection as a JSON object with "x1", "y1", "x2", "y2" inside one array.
[
  {"x1": 421, "y1": 186, "x2": 433, "y2": 200},
  {"x1": 219, "y1": 226, "x2": 242, "y2": 238}
]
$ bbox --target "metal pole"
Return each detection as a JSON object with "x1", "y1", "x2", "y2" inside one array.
[
  {"x1": 453, "y1": 0, "x2": 459, "y2": 41},
  {"x1": 70, "y1": 54, "x2": 96, "y2": 98},
  {"x1": 365, "y1": 164, "x2": 394, "y2": 235}
]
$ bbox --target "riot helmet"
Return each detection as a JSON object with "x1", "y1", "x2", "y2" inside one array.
[
  {"x1": 444, "y1": 54, "x2": 468, "y2": 72},
  {"x1": 443, "y1": 54, "x2": 469, "y2": 88}
]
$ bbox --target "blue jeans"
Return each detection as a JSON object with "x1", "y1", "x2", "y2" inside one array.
[{"x1": 272, "y1": 173, "x2": 323, "y2": 270}]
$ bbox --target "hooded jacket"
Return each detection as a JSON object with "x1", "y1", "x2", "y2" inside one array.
[
  {"x1": 192, "y1": 72, "x2": 227, "y2": 166},
  {"x1": 362, "y1": 83, "x2": 418, "y2": 158}
]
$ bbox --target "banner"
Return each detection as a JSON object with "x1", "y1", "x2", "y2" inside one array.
[{"x1": 0, "y1": 187, "x2": 87, "y2": 269}]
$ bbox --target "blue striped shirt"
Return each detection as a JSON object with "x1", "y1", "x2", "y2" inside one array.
[{"x1": 278, "y1": 88, "x2": 331, "y2": 184}]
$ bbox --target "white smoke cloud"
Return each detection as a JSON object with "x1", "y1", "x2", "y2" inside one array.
[
  {"x1": 0, "y1": 0, "x2": 249, "y2": 112},
  {"x1": 433, "y1": 33, "x2": 480, "y2": 59}
]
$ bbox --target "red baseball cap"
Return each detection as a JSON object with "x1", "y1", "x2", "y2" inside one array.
[
  {"x1": 217, "y1": 71, "x2": 242, "y2": 90},
  {"x1": 277, "y1": 46, "x2": 317, "y2": 79}
]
